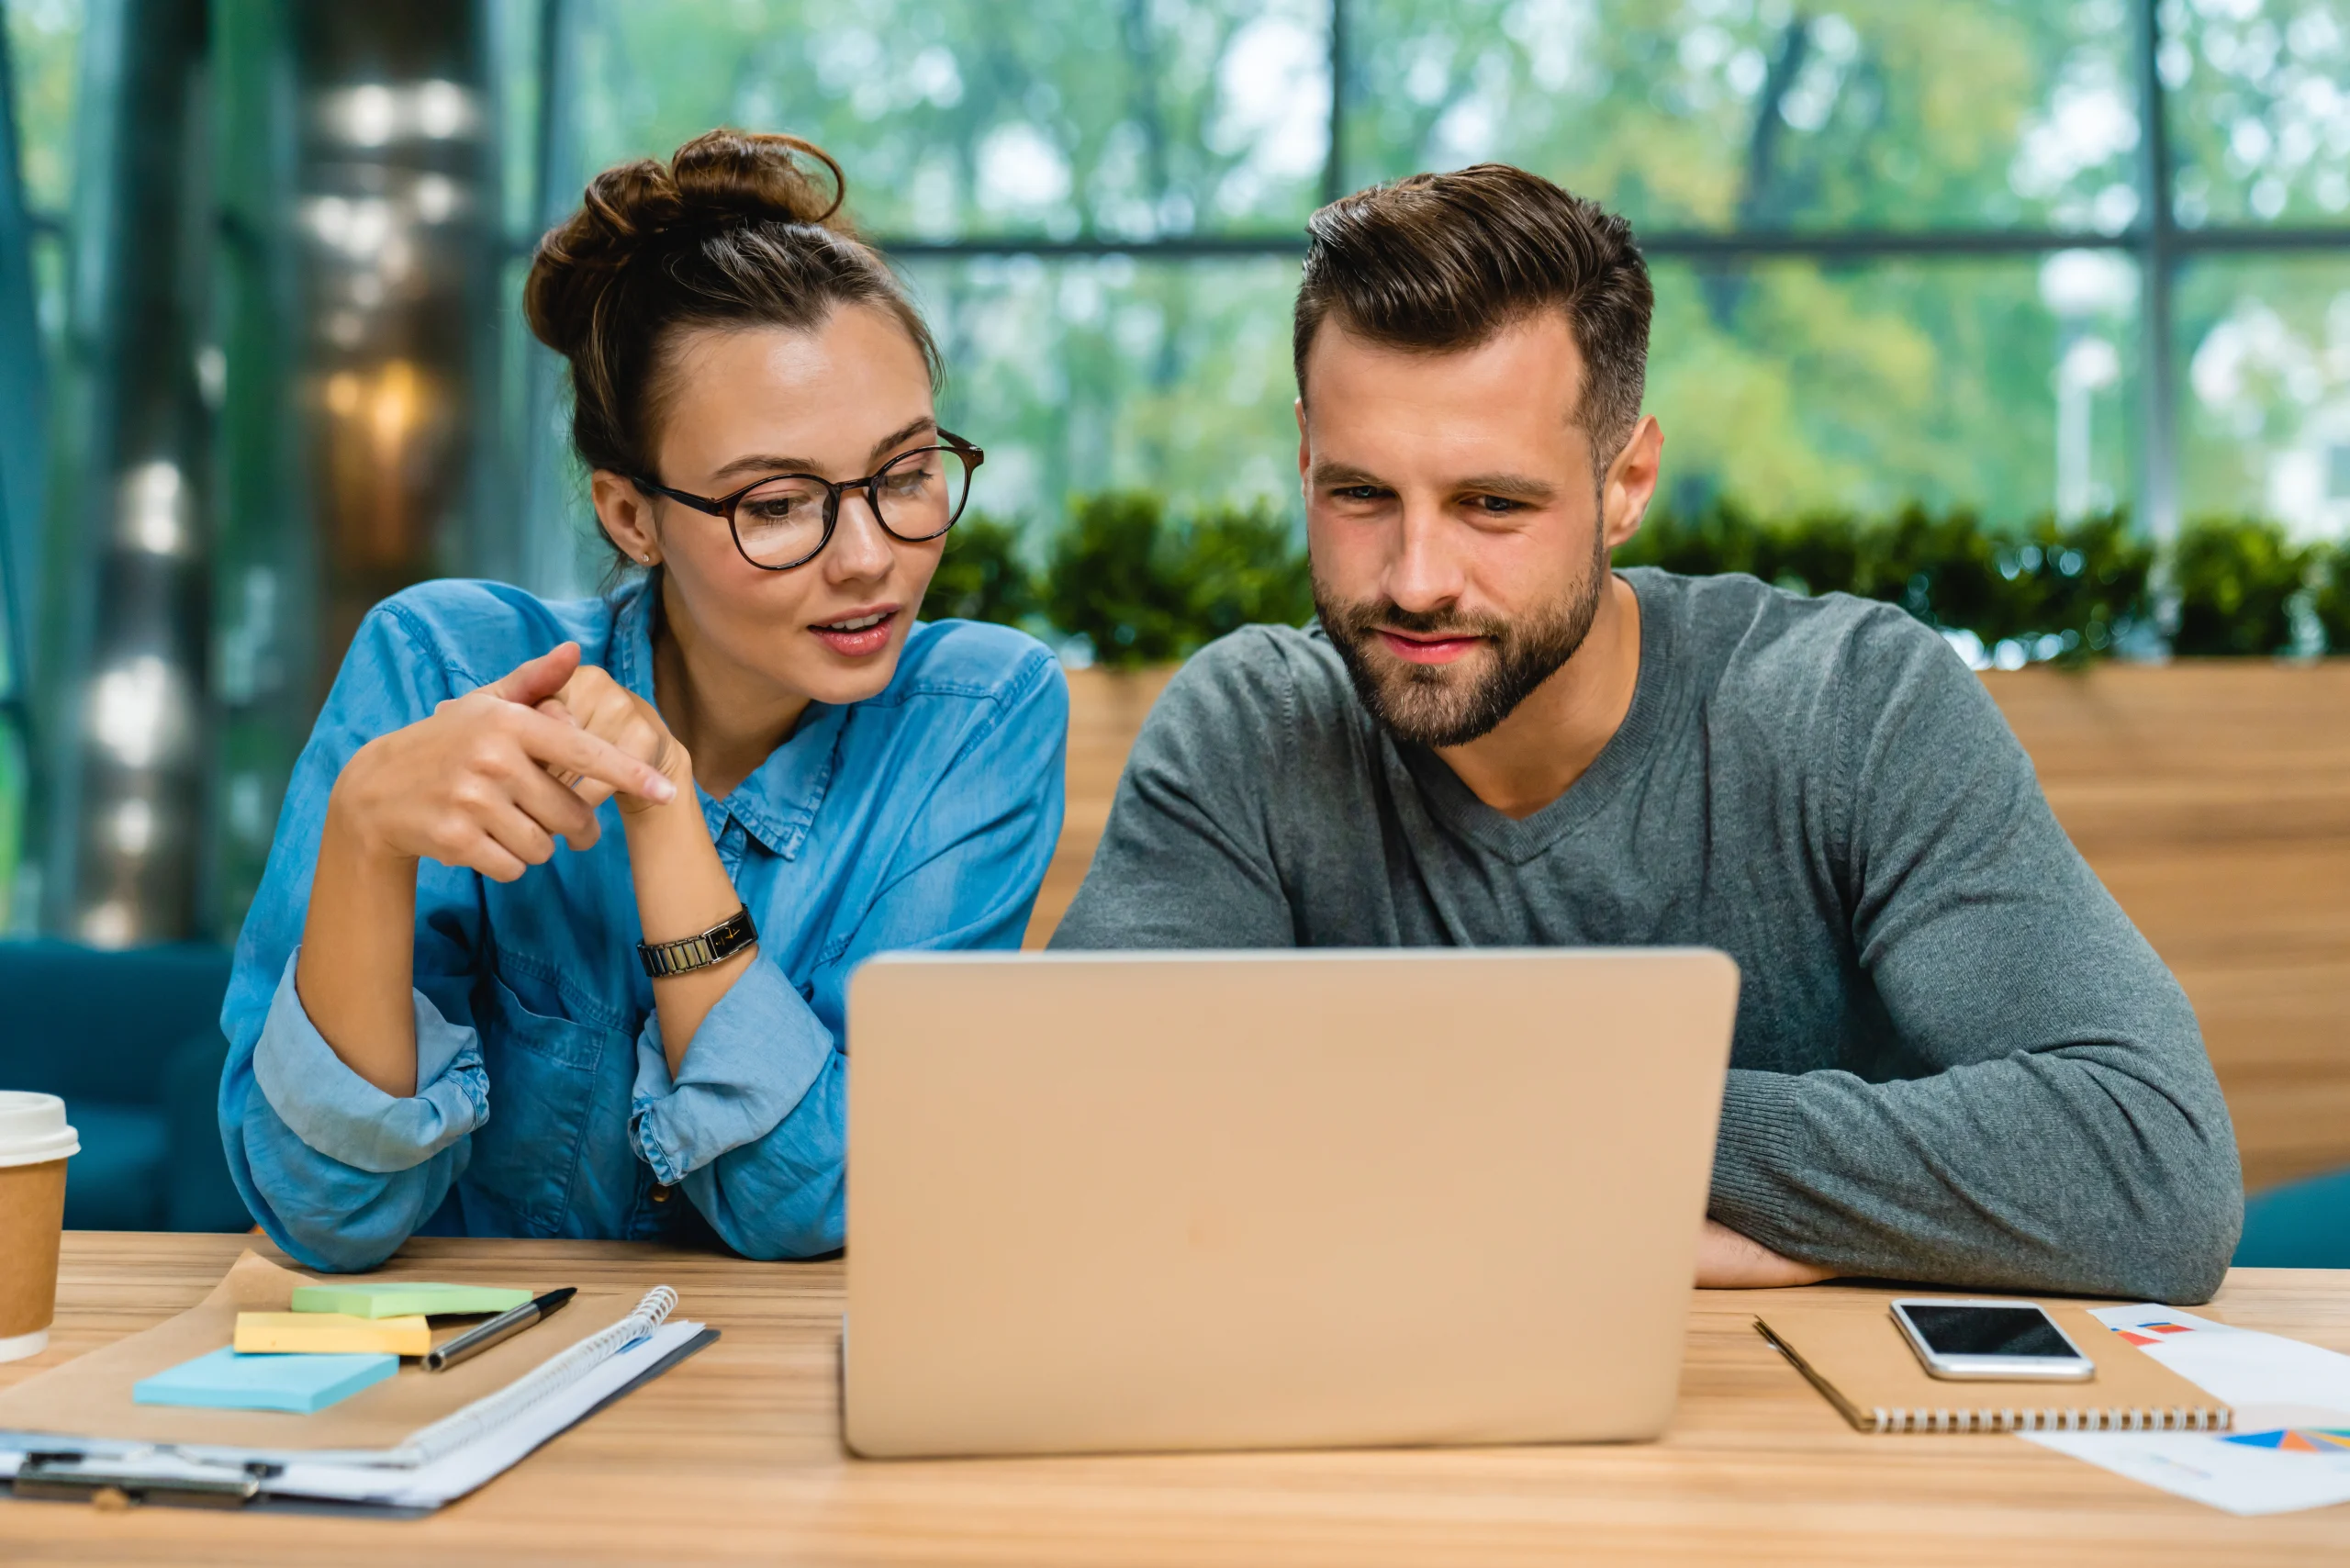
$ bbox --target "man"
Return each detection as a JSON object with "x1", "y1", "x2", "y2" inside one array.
[{"x1": 1051, "y1": 164, "x2": 2241, "y2": 1301}]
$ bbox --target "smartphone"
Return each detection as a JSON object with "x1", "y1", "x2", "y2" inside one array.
[{"x1": 1889, "y1": 1298, "x2": 2096, "y2": 1382}]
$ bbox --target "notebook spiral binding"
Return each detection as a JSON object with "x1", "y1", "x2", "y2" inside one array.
[
  {"x1": 1867, "y1": 1405, "x2": 2227, "y2": 1435},
  {"x1": 392, "y1": 1285, "x2": 679, "y2": 1468}
]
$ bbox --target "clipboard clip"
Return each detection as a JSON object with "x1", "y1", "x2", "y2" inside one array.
[{"x1": 12, "y1": 1450, "x2": 274, "y2": 1508}]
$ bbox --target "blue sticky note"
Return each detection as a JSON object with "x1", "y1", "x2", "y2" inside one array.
[{"x1": 133, "y1": 1347, "x2": 398, "y2": 1414}]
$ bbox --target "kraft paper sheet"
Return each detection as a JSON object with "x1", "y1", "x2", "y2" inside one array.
[{"x1": 0, "y1": 1249, "x2": 647, "y2": 1462}]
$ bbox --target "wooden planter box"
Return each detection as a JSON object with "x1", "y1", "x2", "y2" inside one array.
[{"x1": 1027, "y1": 659, "x2": 2350, "y2": 1194}]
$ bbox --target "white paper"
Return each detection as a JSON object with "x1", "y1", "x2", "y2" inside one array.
[
  {"x1": 2022, "y1": 1304, "x2": 2350, "y2": 1515},
  {"x1": 2027, "y1": 1430, "x2": 2350, "y2": 1517},
  {"x1": 269, "y1": 1319, "x2": 705, "y2": 1506},
  {"x1": 2081, "y1": 1305, "x2": 2350, "y2": 1424}
]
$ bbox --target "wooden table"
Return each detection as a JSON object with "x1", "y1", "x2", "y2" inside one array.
[{"x1": 3, "y1": 1234, "x2": 2346, "y2": 1566}]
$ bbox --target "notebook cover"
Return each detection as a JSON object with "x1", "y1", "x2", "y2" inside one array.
[
  {"x1": 0, "y1": 1251, "x2": 644, "y2": 1459},
  {"x1": 1756, "y1": 1303, "x2": 2232, "y2": 1433}
]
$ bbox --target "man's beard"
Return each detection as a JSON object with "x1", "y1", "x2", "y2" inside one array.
[{"x1": 1315, "y1": 535, "x2": 1610, "y2": 749}]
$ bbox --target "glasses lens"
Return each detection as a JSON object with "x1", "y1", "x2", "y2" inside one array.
[
  {"x1": 873, "y1": 446, "x2": 972, "y2": 542},
  {"x1": 732, "y1": 476, "x2": 832, "y2": 567}
]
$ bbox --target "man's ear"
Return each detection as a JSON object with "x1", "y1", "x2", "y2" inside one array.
[
  {"x1": 1600, "y1": 415, "x2": 1663, "y2": 551},
  {"x1": 590, "y1": 470, "x2": 662, "y2": 566}
]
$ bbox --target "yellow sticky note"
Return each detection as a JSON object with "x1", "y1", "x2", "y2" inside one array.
[{"x1": 233, "y1": 1311, "x2": 432, "y2": 1358}]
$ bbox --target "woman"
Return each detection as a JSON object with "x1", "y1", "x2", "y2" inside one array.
[{"x1": 219, "y1": 130, "x2": 1067, "y2": 1271}]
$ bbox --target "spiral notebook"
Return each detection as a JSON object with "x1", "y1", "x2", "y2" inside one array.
[
  {"x1": 1756, "y1": 1302, "x2": 2232, "y2": 1434},
  {"x1": 0, "y1": 1250, "x2": 715, "y2": 1510}
]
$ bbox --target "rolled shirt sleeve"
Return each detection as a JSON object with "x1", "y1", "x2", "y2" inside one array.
[
  {"x1": 236, "y1": 952, "x2": 486, "y2": 1272},
  {"x1": 628, "y1": 956, "x2": 829, "y2": 1188},
  {"x1": 253, "y1": 950, "x2": 487, "y2": 1172}
]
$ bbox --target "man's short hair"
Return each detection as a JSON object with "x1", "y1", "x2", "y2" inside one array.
[{"x1": 1292, "y1": 164, "x2": 1653, "y2": 462}]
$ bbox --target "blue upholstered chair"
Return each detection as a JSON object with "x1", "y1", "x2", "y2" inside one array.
[
  {"x1": 0, "y1": 940, "x2": 251, "y2": 1232},
  {"x1": 2235, "y1": 1168, "x2": 2350, "y2": 1270}
]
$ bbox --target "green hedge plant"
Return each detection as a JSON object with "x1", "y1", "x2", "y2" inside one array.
[
  {"x1": 924, "y1": 510, "x2": 1039, "y2": 628},
  {"x1": 930, "y1": 493, "x2": 2341, "y2": 665},
  {"x1": 1616, "y1": 503, "x2": 2155, "y2": 666},
  {"x1": 2315, "y1": 540, "x2": 2350, "y2": 655},
  {"x1": 2166, "y1": 516, "x2": 2314, "y2": 657},
  {"x1": 1035, "y1": 491, "x2": 1314, "y2": 670}
]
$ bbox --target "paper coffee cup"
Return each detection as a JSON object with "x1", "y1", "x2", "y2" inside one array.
[{"x1": 0, "y1": 1092, "x2": 78, "y2": 1362}]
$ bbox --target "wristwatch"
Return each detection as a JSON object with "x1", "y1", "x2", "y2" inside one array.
[{"x1": 637, "y1": 905, "x2": 758, "y2": 979}]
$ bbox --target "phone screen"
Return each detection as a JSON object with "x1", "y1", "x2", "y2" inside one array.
[{"x1": 1904, "y1": 1304, "x2": 2077, "y2": 1359}]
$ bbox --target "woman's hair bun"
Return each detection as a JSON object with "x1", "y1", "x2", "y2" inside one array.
[
  {"x1": 520, "y1": 127, "x2": 935, "y2": 508},
  {"x1": 524, "y1": 128, "x2": 849, "y2": 361}
]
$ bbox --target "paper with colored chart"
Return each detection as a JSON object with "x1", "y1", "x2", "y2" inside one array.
[{"x1": 2024, "y1": 1305, "x2": 2350, "y2": 1515}]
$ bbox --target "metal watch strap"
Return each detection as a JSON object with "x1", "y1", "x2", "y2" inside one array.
[{"x1": 637, "y1": 904, "x2": 757, "y2": 979}]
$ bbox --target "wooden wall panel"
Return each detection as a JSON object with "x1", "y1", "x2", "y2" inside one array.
[
  {"x1": 1024, "y1": 660, "x2": 2350, "y2": 1193},
  {"x1": 1024, "y1": 668, "x2": 1175, "y2": 947},
  {"x1": 1992, "y1": 663, "x2": 2350, "y2": 1193}
]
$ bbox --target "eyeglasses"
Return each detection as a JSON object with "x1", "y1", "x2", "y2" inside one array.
[{"x1": 632, "y1": 431, "x2": 984, "y2": 572}]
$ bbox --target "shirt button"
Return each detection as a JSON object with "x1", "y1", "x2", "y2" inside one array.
[{"x1": 650, "y1": 1184, "x2": 672, "y2": 1204}]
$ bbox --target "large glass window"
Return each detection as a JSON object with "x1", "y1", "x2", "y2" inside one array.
[
  {"x1": 2177, "y1": 252, "x2": 2350, "y2": 533},
  {"x1": 910, "y1": 254, "x2": 1304, "y2": 520},
  {"x1": 0, "y1": 0, "x2": 2343, "y2": 939},
  {"x1": 564, "y1": 0, "x2": 1331, "y2": 241},
  {"x1": 1347, "y1": 0, "x2": 2142, "y2": 235},
  {"x1": 2164, "y1": 0, "x2": 2350, "y2": 230},
  {"x1": 526, "y1": 0, "x2": 2344, "y2": 547},
  {"x1": 1648, "y1": 253, "x2": 2142, "y2": 520}
]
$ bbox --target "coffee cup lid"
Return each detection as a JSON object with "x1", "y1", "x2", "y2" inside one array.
[{"x1": 0, "y1": 1092, "x2": 79, "y2": 1169}]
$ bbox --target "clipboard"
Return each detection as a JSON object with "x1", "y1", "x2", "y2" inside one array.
[{"x1": 0, "y1": 1250, "x2": 716, "y2": 1510}]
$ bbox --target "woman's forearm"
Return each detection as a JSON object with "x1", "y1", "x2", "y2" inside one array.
[
  {"x1": 297, "y1": 793, "x2": 424, "y2": 1097},
  {"x1": 621, "y1": 784, "x2": 755, "y2": 1075}
]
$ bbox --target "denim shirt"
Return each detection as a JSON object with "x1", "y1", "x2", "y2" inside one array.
[{"x1": 219, "y1": 575, "x2": 1066, "y2": 1272}]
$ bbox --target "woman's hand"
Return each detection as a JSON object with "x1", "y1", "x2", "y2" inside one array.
[
  {"x1": 534, "y1": 657, "x2": 752, "y2": 1075},
  {"x1": 538, "y1": 660, "x2": 693, "y2": 814},
  {"x1": 327, "y1": 643, "x2": 677, "y2": 883}
]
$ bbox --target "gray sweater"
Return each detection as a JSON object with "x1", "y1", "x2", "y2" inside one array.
[{"x1": 1052, "y1": 569, "x2": 2242, "y2": 1302}]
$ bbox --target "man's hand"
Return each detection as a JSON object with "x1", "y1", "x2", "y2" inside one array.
[{"x1": 1695, "y1": 1218, "x2": 1834, "y2": 1289}]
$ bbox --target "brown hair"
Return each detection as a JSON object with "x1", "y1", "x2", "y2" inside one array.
[
  {"x1": 524, "y1": 129, "x2": 940, "y2": 489},
  {"x1": 1292, "y1": 164, "x2": 1652, "y2": 460}
]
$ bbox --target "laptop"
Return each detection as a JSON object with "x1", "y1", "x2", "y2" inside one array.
[{"x1": 842, "y1": 947, "x2": 1740, "y2": 1459}]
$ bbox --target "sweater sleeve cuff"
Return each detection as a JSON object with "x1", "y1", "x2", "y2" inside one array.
[
  {"x1": 628, "y1": 956, "x2": 834, "y2": 1185},
  {"x1": 251, "y1": 948, "x2": 488, "y2": 1174},
  {"x1": 1707, "y1": 1068, "x2": 1814, "y2": 1241}
]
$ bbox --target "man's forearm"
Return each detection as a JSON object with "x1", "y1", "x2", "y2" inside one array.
[
  {"x1": 1708, "y1": 1060, "x2": 2241, "y2": 1302},
  {"x1": 1695, "y1": 1218, "x2": 1833, "y2": 1288}
]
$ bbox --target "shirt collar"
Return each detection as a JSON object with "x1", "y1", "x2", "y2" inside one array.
[{"x1": 607, "y1": 573, "x2": 846, "y2": 860}]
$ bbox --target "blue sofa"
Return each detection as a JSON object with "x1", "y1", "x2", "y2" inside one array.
[
  {"x1": 0, "y1": 940, "x2": 251, "y2": 1232},
  {"x1": 2235, "y1": 1168, "x2": 2350, "y2": 1270}
]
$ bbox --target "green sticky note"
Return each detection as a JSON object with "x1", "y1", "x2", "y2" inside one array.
[
  {"x1": 134, "y1": 1348, "x2": 397, "y2": 1413},
  {"x1": 289, "y1": 1282, "x2": 534, "y2": 1320}
]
